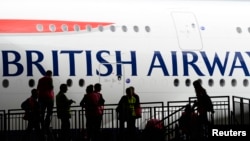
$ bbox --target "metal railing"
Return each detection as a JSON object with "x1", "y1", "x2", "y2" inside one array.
[
  {"x1": 163, "y1": 96, "x2": 230, "y2": 140},
  {"x1": 3, "y1": 102, "x2": 164, "y2": 140},
  {"x1": 232, "y1": 96, "x2": 250, "y2": 125},
  {"x1": 1, "y1": 95, "x2": 243, "y2": 141},
  {"x1": 0, "y1": 110, "x2": 6, "y2": 140}
]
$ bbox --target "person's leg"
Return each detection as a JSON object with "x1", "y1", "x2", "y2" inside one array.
[
  {"x1": 127, "y1": 117, "x2": 136, "y2": 141},
  {"x1": 86, "y1": 116, "x2": 93, "y2": 141},
  {"x1": 61, "y1": 117, "x2": 71, "y2": 141},
  {"x1": 34, "y1": 121, "x2": 42, "y2": 141},
  {"x1": 118, "y1": 120, "x2": 125, "y2": 141},
  {"x1": 39, "y1": 100, "x2": 46, "y2": 131},
  {"x1": 92, "y1": 116, "x2": 102, "y2": 141},
  {"x1": 23, "y1": 121, "x2": 33, "y2": 141},
  {"x1": 44, "y1": 100, "x2": 54, "y2": 132}
]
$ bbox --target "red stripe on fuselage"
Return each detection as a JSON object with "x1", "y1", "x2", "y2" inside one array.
[{"x1": 0, "y1": 19, "x2": 113, "y2": 33}]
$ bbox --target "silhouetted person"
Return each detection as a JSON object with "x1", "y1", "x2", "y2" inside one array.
[
  {"x1": 80, "y1": 83, "x2": 105, "y2": 141},
  {"x1": 193, "y1": 80, "x2": 214, "y2": 124},
  {"x1": 56, "y1": 84, "x2": 75, "y2": 141},
  {"x1": 129, "y1": 86, "x2": 141, "y2": 119},
  {"x1": 21, "y1": 89, "x2": 41, "y2": 141},
  {"x1": 37, "y1": 70, "x2": 54, "y2": 133},
  {"x1": 178, "y1": 104, "x2": 199, "y2": 140},
  {"x1": 192, "y1": 79, "x2": 214, "y2": 139},
  {"x1": 142, "y1": 118, "x2": 164, "y2": 141},
  {"x1": 80, "y1": 84, "x2": 94, "y2": 141},
  {"x1": 116, "y1": 87, "x2": 137, "y2": 141}
]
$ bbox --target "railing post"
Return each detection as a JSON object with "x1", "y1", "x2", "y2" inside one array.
[{"x1": 240, "y1": 98, "x2": 244, "y2": 125}]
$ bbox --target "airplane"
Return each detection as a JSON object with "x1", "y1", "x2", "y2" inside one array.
[{"x1": 1, "y1": 0, "x2": 250, "y2": 111}]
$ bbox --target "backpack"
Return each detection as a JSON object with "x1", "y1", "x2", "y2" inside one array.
[
  {"x1": 203, "y1": 94, "x2": 213, "y2": 112},
  {"x1": 21, "y1": 98, "x2": 30, "y2": 111},
  {"x1": 21, "y1": 98, "x2": 31, "y2": 120}
]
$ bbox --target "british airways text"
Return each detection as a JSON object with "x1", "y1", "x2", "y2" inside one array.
[{"x1": 1, "y1": 50, "x2": 250, "y2": 77}]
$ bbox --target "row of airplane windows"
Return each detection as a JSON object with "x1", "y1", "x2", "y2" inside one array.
[
  {"x1": 35, "y1": 24, "x2": 250, "y2": 34},
  {"x1": 36, "y1": 24, "x2": 151, "y2": 33},
  {"x1": 1, "y1": 78, "x2": 249, "y2": 88},
  {"x1": 236, "y1": 27, "x2": 250, "y2": 34},
  {"x1": 173, "y1": 78, "x2": 249, "y2": 87}
]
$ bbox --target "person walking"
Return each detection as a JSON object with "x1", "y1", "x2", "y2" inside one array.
[
  {"x1": 129, "y1": 86, "x2": 141, "y2": 119},
  {"x1": 192, "y1": 79, "x2": 214, "y2": 140},
  {"x1": 56, "y1": 84, "x2": 75, "y2": 141},
  {"x1": 116, "y1": 87, "x2": 137, "y2": 141},
  {"x1": 192, "y1": 80, "x2": 214, "y2": 124},
  {"x1": 37, "y1": 70, "x2": 54, "y2": 134},
  {"x1": 21, "y1": 89, "x2": 41, "y2": 141},
  {"x1": 80, "y1": 83, "x2": 105, "y2": 141},
  {"x1": 80, "y1": 84, "x2": 94, "y2": 141}
]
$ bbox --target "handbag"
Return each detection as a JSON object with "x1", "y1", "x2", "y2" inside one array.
[{"x1": 135, "y1": 106, "x2": 142, "y2": 118}]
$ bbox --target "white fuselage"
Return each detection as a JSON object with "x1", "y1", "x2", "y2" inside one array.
[{"x1": 1, "y1": 0, "x2": 250, "y2": 110}]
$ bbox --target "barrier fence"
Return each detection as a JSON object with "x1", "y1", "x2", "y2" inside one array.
[
  {"x1": 1, "y1": 96, "x2": 248, "y2": 141},
  {"x1": 232, "y1": 96, "x2": 250, "y2": 125}
]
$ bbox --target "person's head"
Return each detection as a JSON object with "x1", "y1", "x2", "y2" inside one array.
[
  {"x1": 86, "y1": 84, "x2": 94, "y2": 94},
  {"x1": 193, "y1": 79, "x2": 202, "y2": 89},
  {"x1": 94, "y1": 83, "x2": 101, "y2": 92},
  {"x1": 60, "y1": 84, "x2": 68, "y2": 93},
  {"x1": 129, "y1": 86, "x2": 135, "y2": 93},
  {"x1": 31, "y1": 89, "x2": 38, "y2": 99},
  {"x1": 193, "y1": 79, "x2": 206, "y2": 96},
  {"x1": 45, "y1": 70, "x2": 52, "y2": 77},
  {"x1": 126, "y1": 87, "x2": 133, "y2": 97}
]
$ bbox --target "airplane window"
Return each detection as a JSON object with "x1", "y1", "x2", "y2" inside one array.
[
  {"x1": 185, "y1": 79, "x2": 191, "y2": 87},
  {"x1": 110, "y1": 25, "x2": 116, "y2": 32},
  {"x1": 98, "y1": 25, "x2": 104, "y2": 32},
  {"x1": 248, "y1": 27, "x2": 250, "y2": 33},
  {"x1": 122, "y1": 25, "x2": 127, "y2": 32},
  {"x1": 29, "y1": 79, "x2": 35, "y2": 87},
  {"x1": 61, "y1": 24, "x2": 68, "y2": 32},
  {"x1": 2, "y1": 79, "x2": 9, "y2": 88},
  {"x1": 36, "y1": 24, "x2": 43, "y2": 32},
  {"x1": 49, "y1": 24, "x2": 56, "y2": 32},
  {"x1": 236, "y1": 27, "x2": 242, "y2": 34},
  {"x1": 86, "y1": 25, "x2": 92, "y2": 32},
  {"x1": 173, "y1": 79, "x2": 179, "y2": 87},
  {"x1": 208, "y1": 79, "x2": 214, "y2": 87},
  {"x1": 231, "y1": 79, "x2": 237, "y2": 87},
  {"x1": 133, "y1": 26, "x2": 139, "y2": 32},
  {"x1": 74, "y1": 24, "x2": 80, "y2": 32},
  {"x1": 243, "y1": 79, "x2": 249, "y2": 87},
  {"x1": 79, "y1": 79, "x2": 85, "y2": 87},
  {"x1": 220, "y1": 79, "x2": 225, "y2": 87},
  {"x1": 145, "y1": 26, "x2": 151, "y2": 32},
  {"x1": 66, "y1": 79, "x2": 72, "y2": 87}
]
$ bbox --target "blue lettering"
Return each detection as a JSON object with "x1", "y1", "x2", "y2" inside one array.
[
  {"x1": 2, "y1": 50, "x2": 250, "y2": 77},
  {"x1": 85, "y1": 50, "x2": 93, "y2": 76},
  {"x1": 52, "y1": 50, "x2": 59, "y2": 76},
  {"x1": 96, "y1": 50, "x2": 112, "y2": 76},
  {"x1": 183, "y1": 51, "x2": 204, "y2": 76},
  {"x1": 26, "y1": 50, "x2": 46, "y2": 76},
  {"x1": 115, "y1": 51, "x2": 137, "y2": 76},
  {"x1": 201, "y1": 51, "x2": 229, "y2": 76},
  {"x1": 2, "y1": 51, "x2": 23, "y2": 76},
  {"x1": 148, "y1": 51, "x2": 169, "y2": 76},
  {"x1": 229, "y1": 52, "x2": 250, "y2": 76},
  {"x1": 172, "y1": 51, "x2": 178, "y2": 76},
  {"x1": 60, "y1": 50, "x2": 83, "y2": 76}
]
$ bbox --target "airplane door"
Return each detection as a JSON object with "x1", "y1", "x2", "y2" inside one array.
[
  {"x1": 98, "y1": 63, "x2": 125, "y2": 104},
  {"x1": 171, "y1": 12, "x2": 203, "y2": 50}
]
